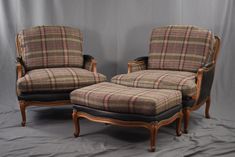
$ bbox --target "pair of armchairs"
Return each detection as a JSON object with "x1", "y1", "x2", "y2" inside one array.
[
  {"x1": 16, "y1": 25, "x2": 220, "y2": 134},
  {"x1": 16, "y1": 26, "x2": 106, "y2": 126},
  {"x1": 111, "y1": 25, "x2": 220, "y2": 133}
]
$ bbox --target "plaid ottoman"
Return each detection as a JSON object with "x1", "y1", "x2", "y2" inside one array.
[{"x1": 71, "y1": 82, "x2": 183, "y2": 152}]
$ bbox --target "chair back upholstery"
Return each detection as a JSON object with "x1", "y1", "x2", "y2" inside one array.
[
  {"x1": 16, "y1": 26, "x2": 83, "y2": 71},
  {"x1": 148, "y1": 25, "x2": 215, "y2": 72}
]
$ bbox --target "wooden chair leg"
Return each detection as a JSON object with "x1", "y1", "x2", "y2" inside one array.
[
  {"x1": 176, "y1": 112, "x2": 183, "y2": 136},
  {"x1": 19, "y1": 100, "x2": 27, "y2": 127},
  {"x1": 205, "y1": 96, "x2": 211, "y2": 119},
  {"x1": 72, "y1": 110, "x2": 80, "y2": 137},
  {"x1": 149, "y1": 124, "x2": 158, "y2": 152},
  {"x1": 183, "y1": 109, "x2": 190, "y2": 134}
]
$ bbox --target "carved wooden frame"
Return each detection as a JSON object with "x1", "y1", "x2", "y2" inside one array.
[{"x1": 72, "y1": 109, "x2": 183, "y2": 152}]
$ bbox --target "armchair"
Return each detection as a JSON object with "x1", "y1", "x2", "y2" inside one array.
[
  {"x1": 16, "y1": 26, "x2": 106, "y2": 126},
  {"x1": 112, "y1": 25, "x2": 220, "y2": 133}
]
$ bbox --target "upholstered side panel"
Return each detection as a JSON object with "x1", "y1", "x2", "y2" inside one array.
[
  {"x1": 197, "y1": 66, "x2": 215, "y2": 105},
  {"x1": 18, "y1": 93, "x2": 70, "y2": 102}
]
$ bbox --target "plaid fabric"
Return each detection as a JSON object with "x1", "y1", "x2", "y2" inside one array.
[
  {"x1": 17, "y1": 68, "x2": 106, "y2": 93},
  {"x1": 148, "y1": 25, "x2": 215, "y2": 72},
  {"x1": 71, "y1": 82, "x2": 182, "y2": 116},
  {"x1": 129, "y1": 61, "x2": 147, "y2": 73},
  {"x1": 17, "y1": 26, "x2": 84, "y2": 71},
  {"x1": 111, "y1": 70, "x2": 196, "y2": 96}
]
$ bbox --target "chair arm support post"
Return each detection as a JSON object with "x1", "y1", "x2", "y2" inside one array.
[{"x1": 91, "y1": 60, "x2": 97, "y2": 74}]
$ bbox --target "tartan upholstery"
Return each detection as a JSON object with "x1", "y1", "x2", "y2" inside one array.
[
  {"x1": 111, "y1": 70, "x2": 196, "y2": 96},
  {"x1": 70, "y1": 82, "x2": 182, "y2": 116},
  {"x1": 17, "y1": 68, "x2": 106, "y2": 93},
  {"x1": 17, "y1": 26, "x2": 83, "y2": 71},
  {"x1": 148, "y1": 25, "x2": 215, "y2": 72},
  {"x1": 129, "y1": 61, "x2": 147, "y2": 73}
]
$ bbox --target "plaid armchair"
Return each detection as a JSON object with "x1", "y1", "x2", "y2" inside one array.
[
  {"x1": 112, "y1": 25, "x2": 220, "y2": 133},
  {"x1": 16, "y1": 26, "x2": 106, "y2": 126}
]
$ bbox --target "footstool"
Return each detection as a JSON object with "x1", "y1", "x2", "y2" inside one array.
[{"x1": 70, "y1": 82, "x2": 183, "y2": 152}]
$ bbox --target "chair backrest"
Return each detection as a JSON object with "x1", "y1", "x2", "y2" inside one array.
[
  {"x1": 148, "y1": 25, "x2": 215, "y2": 72},
  {"x1": 16, "y1": 26, "x2": 83, "y2": 71}
]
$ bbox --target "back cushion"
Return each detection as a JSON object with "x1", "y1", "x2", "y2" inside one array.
[
  {"x1": 148, "y1": 25, "x2": 215, "y2": 72},
  {"x1": 17, "y1": 26, "x2": 83, "y2": 71}
]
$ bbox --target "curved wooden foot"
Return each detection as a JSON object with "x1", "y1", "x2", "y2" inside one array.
[
  {"x1": 21, "y1": 122, "x2": 26, "y2": 127},
  {"x1": 183, "y1": 109, "x2": 190, "y2": 134},
  {"x1": 205, "y1": 96, "x2": 211, "y2": 119},
  {"x1": 19, "y1": 101, "x2": 27, "y2": 127},
  {"x1": 72, "y1": 110, "x2": 80, "y2": 138},
  {"x1": 149, "y1": 124, "x2": 158, "y2": 152},
  {"x1": 176, "y1": 112, "x2": 183, "y2": 136}
]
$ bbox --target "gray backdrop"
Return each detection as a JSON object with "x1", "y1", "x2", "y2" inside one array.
[{"x1": 0, "y1": 0, "x2": 235, "y2": 121}]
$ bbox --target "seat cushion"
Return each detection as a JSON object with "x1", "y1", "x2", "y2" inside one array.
[
  {"x1": 17, "y1": 68, "x2": 106, "y2": 93},
  {"x1": 70, "y1": 82, "x2": 182, "y2": 116},
  {"x1": 17, "y1": 26, "x2": 84, "y2": 71},
  {"x1": 111, "y1": 70, "x2": 196, "y2": 97},
  {"x1": 148, "y1": 25, "x2": 215, "y2": 72}
]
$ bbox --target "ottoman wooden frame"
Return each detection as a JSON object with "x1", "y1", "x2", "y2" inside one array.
[{"x1": 72, "y1": 106, "x2": 183, "y2": 152}]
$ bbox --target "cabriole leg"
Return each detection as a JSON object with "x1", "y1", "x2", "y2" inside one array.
[
  {"x1": 19, "y1": 100, "x2": 27, "y2": 126},
  {"x1": 183, "y1": 109, "x2": 190, "y2": 134},
  {"x1": 72, "y1": 110, "x2": 80, "y2": 137},
  {"x1": 149, "y1": 124, "x2": 158, "y2": 152},
  {"x1": 176, "y1": 112, "x2": 183, "y2": 136},
  {"x1": 205, "y1": 96, "x2": 211, "y2": 119}
]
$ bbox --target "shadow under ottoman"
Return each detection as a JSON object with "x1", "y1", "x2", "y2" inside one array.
[{"x1": 71, "y1": 82, "x2": 183, "y2": 152}]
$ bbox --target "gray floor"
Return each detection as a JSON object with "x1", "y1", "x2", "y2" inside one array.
[{"x1": 0, "y1": 106, "x2": 235, "y2": 157}]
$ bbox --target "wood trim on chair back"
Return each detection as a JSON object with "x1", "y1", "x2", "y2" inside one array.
[
  {"x1": 16, "y1": 34, "x2": 21, "y2": 57},
  {"x1": 213, "y1": 36, "x2": 221, "y2": 64}
]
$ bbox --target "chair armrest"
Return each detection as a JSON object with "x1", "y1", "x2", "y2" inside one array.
[
  {"x1": 194, "y1": 64, "x2": 215, "y2": 105},
  {"x1": 127, "y1": 56, "x2": 148, "y2": 73},
  {"x1": 16, "y1": 57, "x2": 26, "y2": 96},
  {"x1": 16, "y1": 56, "x2": 25, "y2": 79},
  {"x1": 83, "y1": 54, "x2": 97, "y2": 73}
]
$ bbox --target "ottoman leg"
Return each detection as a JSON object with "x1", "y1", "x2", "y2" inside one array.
[
  {"x1": 19, "y1": 100, "x2": 27, "y2": 127},
  {"x1": 176, "y1": 111, "x2": 183, "y2": 136},
  {"x1": 183, "y1": 109, "x2": 190, "y2": 134},
  {"x1": 205, "y1": 96, "x2": 211, "y2": 119},
  {"x1": 72, "y1": 110, "x2": 80, "y2": 137},
  {"x1": 149, "y1": 124, "x2": 158, "y2": 152}
]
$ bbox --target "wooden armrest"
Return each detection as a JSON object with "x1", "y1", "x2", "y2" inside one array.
[
  {"x1": 16, "y1": 62, "x2": 24, "y2": 96},
  {"x1": 16, "y1": 62, "x2": 23, "y2": 79},
  {"x1": 128, "y1": 60, "x2": 146, "y2": 73},
  {"x1": 91, "y1": 59, "x2": 97, "y2": 73}
]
